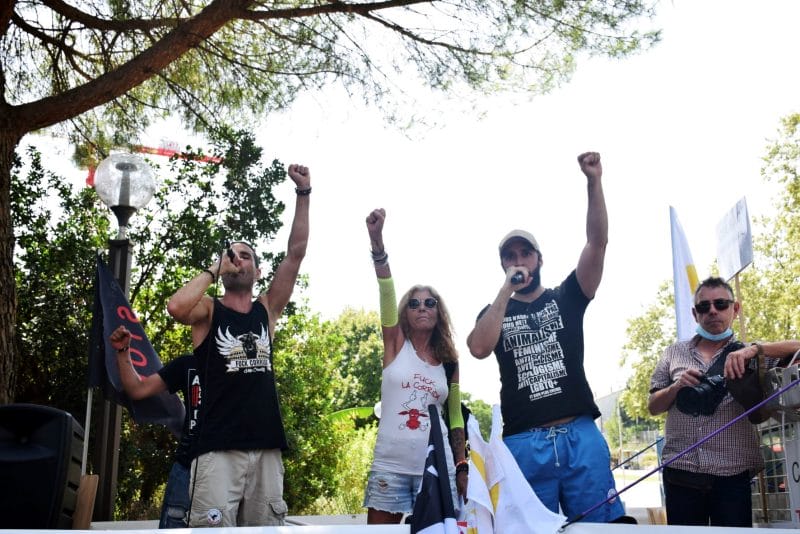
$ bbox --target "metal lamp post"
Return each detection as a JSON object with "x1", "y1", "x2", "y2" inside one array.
[{"x1": 92, "y1": 153, "x2": 155, "y2": 520}]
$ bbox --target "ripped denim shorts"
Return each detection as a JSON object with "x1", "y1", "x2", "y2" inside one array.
[{"x1": 362, "y1": 470, "x2": 423, "y2": 514}]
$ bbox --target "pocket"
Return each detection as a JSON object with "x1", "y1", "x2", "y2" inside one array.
[{"x1": 268, "y1": 499, "x2": 288, "y2": 519}]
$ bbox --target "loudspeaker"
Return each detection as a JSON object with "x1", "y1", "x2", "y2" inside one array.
[{"x1": 0, "y1": 403, "x2": 84, "y2": 529}]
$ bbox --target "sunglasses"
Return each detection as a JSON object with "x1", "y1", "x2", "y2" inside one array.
[
  {"x1": 408, "y1": 297, "x2": 438, "y2": 309},
  {"x1": 694, "y1": 299, "x2": 734, "y2": 314}
]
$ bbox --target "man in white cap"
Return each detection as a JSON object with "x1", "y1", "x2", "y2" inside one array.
[{"x1": 467, "y1": 152, "x2": 625, "y2": 523}]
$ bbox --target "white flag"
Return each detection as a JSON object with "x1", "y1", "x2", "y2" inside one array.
[
  {"x1": 463, "y1": 416, "x2": 495, "y2": 533},
  {"x1": 670, "y1": 206, "x2": 699, "y2": 341},
  {"x1": 487, "y1": 405, "x2": 565, "y2": 534}
]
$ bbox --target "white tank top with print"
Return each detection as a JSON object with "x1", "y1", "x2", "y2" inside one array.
[{"x1": 371, "y1": 339, "x2": 453, "y2": 475}]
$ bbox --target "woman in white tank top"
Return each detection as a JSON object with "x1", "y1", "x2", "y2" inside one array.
[{"x1": 363, "y1": 208, "x2": 468, "y2": 525}]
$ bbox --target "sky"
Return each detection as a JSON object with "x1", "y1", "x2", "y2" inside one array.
[
  {"x1": 238, "y1": 0, "x2": 800, "y2": 404},
  {"x1": 28, "y1": 0, "x2": 800, "y2": 405}
]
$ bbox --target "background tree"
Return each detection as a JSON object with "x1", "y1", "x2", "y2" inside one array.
[
  {"x1": 0, "y1": 0, "x2": 660, "y2": 403},
  {"x1": 10, "y1": 131, "x2": 318, "y2": 517},
  {"x1": 329, "y1": 308, "x2": 383, "y2": 413},
  {"x1": 618, "y1": 282, "x2": 674, "y2": 422},
  {"x1": 273, "y1": 310, "x2": 352, "y2": 513},
  {"x1": 619, "y1": 113, "x2": 800, "y2": 426},
  {"x1": 461, "y1": 391, "x2": 492, "y2": 442},
  {"x1": 12, "y1": 146, "x2": 108, "y2": 420},
  {"x1": 309, "y1": 422, "x2": 379, "y2": 515},
  {"x1": 738, "y1": 113, "x2": 800, "y2": 342},
  {"x1": 604, "y1": 408, "x2": 625, "y2": 454}
]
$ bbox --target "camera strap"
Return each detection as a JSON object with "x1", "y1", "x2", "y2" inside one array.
[
  {"x1": 705, "y1": 340, "x2": 746, "y2": 377},
  {"x1": 710, "y1": 340, "x2": 775, "y2": 423}
]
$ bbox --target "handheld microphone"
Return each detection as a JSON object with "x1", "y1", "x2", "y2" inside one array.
[
  {"x1": 511, "y1": 272, "x2": 525, "y2": 285},
  {"x1": 225, "y1": 241, "x2": 235, "y2": 262}
]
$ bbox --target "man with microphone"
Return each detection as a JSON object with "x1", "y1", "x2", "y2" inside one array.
[
  {"x1": 467, "y1": 152, "x2": 625, "y2": 523},
  {"x1": 166, "y1": 163, "x2": 311, "y2": 528}
]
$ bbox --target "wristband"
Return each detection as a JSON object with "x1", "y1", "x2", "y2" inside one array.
[
  {"x1": 448, "y1": 382, "x2": 464, "y2": 429},
  {"x1": 116, "y1": 345, "x2": 129, "y2": 354},
  {"x1": 203, "y1": 269, "x2": 216, "y2": 283},
  {"x1": 377, "y1": 277, "x2": 398, "y2": 327},
  {"x1": 750, "y1": 342, "x2": 763, "y2": 357},
  {"x1": 295, "y1": 187, "x2": 312, "y2": 196}
]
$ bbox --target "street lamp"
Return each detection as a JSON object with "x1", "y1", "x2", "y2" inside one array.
[
  {"x1": 94, "y1": 153, "x2": 156, "y2": 239},
  {"x1": 91, "y1": 152, "x2": 155, "y2": 520}
]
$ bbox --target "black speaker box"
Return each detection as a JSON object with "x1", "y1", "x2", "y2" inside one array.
[{"x1": 0, "y1": 403, "x2": 84, "y2": 529}]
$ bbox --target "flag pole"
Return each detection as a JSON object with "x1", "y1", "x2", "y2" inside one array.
[
  {"x1": 82, "y1": 388, "x2": 92, "y2": 476},
  {"x1": 733, "y1": 271, "x2": 768, "y2": 519},
  {"x1": 734, "y1": 273, "x2": 747, "y2": 342}
]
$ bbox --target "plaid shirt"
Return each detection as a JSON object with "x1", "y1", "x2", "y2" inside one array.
[{"x1": 650, "y1": 336, "x2": 764, "y2": 477}]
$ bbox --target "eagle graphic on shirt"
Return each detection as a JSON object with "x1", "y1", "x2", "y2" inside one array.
[{"x1": 215, "y1": 325, "x2": 272, "y2": 373}]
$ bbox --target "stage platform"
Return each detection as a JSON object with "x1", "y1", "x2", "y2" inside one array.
[{"x1": 60, "y1": 511, "x2": 799, "y2": 533}]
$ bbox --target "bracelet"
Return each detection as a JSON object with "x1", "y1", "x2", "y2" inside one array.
[
  {"x1": 371, "y1": 249, "x2": 388, "y2": 265},
  {"x1": 116, "y1": 345, "x2": 129, "y2": 354},
  {"x1": 295, "y1": 187, "x2": 312, "y2": 196},
  {"x1": 455, "y1": 459, "x2": 469, "y2": 474},
  {"x1": 203, "y1": 269, "x2": 216, "y2": 283},
  {"x1": 751, "y1": 342, "x2": 764, "y2": 357}
]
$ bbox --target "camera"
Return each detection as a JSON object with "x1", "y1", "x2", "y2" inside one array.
[{"x1": 676, "y1": 374, "x2": 728, "y2": 416}]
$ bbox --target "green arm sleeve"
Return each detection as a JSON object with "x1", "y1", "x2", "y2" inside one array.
[
  {"x1": 448, "y1": 382, "x2": 464, "y2": 429},
  {"x1": 378, "y1": 276, "x2": 398, "y2": 327}
]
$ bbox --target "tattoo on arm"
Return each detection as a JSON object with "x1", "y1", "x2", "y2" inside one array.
[{"x1": 449, "y1": 427, "x2": 466, "y2": 462}]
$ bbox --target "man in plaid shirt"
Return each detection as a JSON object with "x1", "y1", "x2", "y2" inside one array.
[{"x1": 649, "y1": 276, "x2": 800, "y2": 527}]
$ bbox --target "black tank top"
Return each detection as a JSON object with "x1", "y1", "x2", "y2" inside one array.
[{"x1": 193, "y1": 299, "x2": 287, "y2": 454}]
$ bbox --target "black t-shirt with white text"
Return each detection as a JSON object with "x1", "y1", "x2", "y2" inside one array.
[{"x1": 482, "y1": 271, "x2": 600, "y2": 436}]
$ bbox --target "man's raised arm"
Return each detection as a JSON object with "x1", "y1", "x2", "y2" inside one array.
[
  {"x1": 575, "y1": 151, "x2": 608, "y2": 299},
  {"x1": 261, "y1": 164, "x2": 311, "y2": 327}
]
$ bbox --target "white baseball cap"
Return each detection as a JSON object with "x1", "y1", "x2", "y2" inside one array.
[{"x1": 498, "y1": 229, "x2": 540, "y2": 257}]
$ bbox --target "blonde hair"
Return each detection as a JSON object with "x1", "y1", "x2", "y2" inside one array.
[{"x1": 397, "y1": 285, "x2": 458, "y2": 364}]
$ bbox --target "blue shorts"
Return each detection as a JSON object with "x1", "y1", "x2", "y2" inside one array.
[
  {"x1": 504, "y1": 415, "x2": 625, "y2": 523},
  {"x1": 363, "y1": 470, "x2": 423, "y2": 514}
]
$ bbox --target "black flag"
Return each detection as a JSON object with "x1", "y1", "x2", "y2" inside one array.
[
  {"x1": 88, "y1": 254, "x2": 184, "y2": 435},
  {"x1": 411, "y1": 403, "x2": 458, "y2": 534}
]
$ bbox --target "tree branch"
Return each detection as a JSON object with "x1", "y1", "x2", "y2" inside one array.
[
  {"x1": 241, "y1": 0, "x2": 431, "y2": 21},
  {"x1": 12, "y1": 0, "x2": 254, "y2": 133},
  {"x1": 11, "y1": 13, "x2": 93, "y2": 62},
  {"x1": 40, "y1": 0, "x2": 182, "y2": 32}
]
